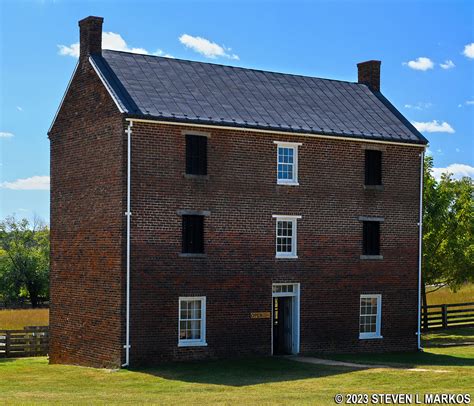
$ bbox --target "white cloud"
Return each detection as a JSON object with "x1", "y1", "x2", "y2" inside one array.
[
  {"x1": 440, "y1": 60, "x2": 455, "y2": 69},
  {"x1": 1, "y1": 176, "x2": 50, "y2": 190},
  {"x1": 403, "y1": 57, "x2": 434, "y2": 71},
  {"x1": 153, "y1": 49, "x2": 174, "y2": 58},
  {"x1": 16, "y1": 106, "x2": 23, "y2": 112},
  {"x1": 404, "y1": 102, "x2": 432, "y2": 110},
  {"x1": 432, "y1": 164, "x2": 474, "y2": 181},
  {"x1": 463, "y1": 43, "x2": 474, "y2": 59},
  {"x1": 58, "y1": 32, "x2": 173, "y2": 58},
  {"x1": 58, "y1": 42, "x2": 79, "y2": 57},
  {"x1": 179, "y1": 34, "x2": 239, "y2": 60},
  {"x1": 466, "y1": 100, "x2": 474, "y2": 105},
  {"x1": 456, "y1": 148, "x2": 461, "y2": 152},
  {"x1": 412, "y1": 120, "x2": 455, "y2": 133},
  {"x1": 0, "y1": 131, "x2": 14, "y2": 138}
]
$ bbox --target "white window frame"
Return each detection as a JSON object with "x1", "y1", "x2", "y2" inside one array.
[
  {"x1": 272, "y1": 215, "x2": 302, "y2": 259},
  {"x1": 359, "y1": 294, "x2": 382, "y2": 339},
  {"x1": 274, "y1": 141, "x2": 301, "y2": 185},
  {"x1": 178, "y1": 296, "x2": 207, "y2": 347}
]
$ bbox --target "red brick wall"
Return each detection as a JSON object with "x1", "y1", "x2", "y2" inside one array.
[
  {"x1": 129, "y1": 121, "x2": 423, "y2": 365},
  {"x1": 49, "y1": 58, "x2": 125, "y2": 368}
]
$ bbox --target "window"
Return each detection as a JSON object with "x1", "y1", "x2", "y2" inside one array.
[
  {"x1": 178, "y1": 297, "x2": 206, "y2": 347},
  {"x1": 273, "y1": 215, "x2": 301, "y2": 258},
  {"x1": 274, "y1": 141, "x2": 301, "y2": 185},
  {"x1": 182, "y1": 215, "x2": 204, "y2": 254},
  {"x1": 363, "y1": 221, "x2": 380, "y2": 256},
  {"x1": 365, "y1": 150, "x2": 382, "y2": 186},
  {"x1": 359, "y1": 294, "x2": 382, "y2": 339},
  {"x1": 272, "y1": 284, "x2": 294, "y2": 293},
  {"x1": 186, "y1": 134, "x2": 207, "y2": 175}
]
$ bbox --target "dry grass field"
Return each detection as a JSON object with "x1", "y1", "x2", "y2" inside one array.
[
  {"x1": 0, "y1": 309, "x2": 49, "y2": 330},
  {"x1": 427, "y1": 283, "x2": 474, "y2": 305}
]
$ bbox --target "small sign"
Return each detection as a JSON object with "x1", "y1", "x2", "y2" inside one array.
[{"x1": 251, "y1": 312, "x2": 271, "y2": 319}]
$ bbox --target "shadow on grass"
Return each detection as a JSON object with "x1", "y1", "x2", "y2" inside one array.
[
  {"x1": 422, "y1": 327, "x2": 474, "y2": 348},
  {"x1": 133, "y1": 356, "x2": 357, "y2": 387},
  {"x1": 317, "y1": 350, "x2": 474, "y2": 367}
]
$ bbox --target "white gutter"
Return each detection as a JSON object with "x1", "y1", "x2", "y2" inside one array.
[
  {"x1": 122, "y1": 120, "x2": 133, "y2": 367},
  {"x1": 417, "y1": 150, "x2": 424, "y2": 350}
]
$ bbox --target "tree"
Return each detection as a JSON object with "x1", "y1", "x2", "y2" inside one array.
[
  {"x1": 0, "y1": 216, "x2": 49, "y2": 307},
  {"x1": 422, "y1": 155, "x2": 474, "y2": 325}
]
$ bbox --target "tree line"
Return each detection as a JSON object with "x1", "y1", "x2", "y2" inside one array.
[{"x1": 0, "y1": 156, "x2": 472, "y2": 308}]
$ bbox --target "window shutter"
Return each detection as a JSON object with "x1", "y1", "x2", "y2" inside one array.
[
  {"x1": 363, "y1": 221, "x2": 380, "y2": 255},
  {"x1": 198, "y1": 136, "x2": 207, "y2": 175},
  {"x1": 185, "y1": 135, "x2": 207, "y2": 175},
  {"x1": 182, "y1": 215, "x2": 204, "y2": 254},
  {"x1": 182, "y1": 216, "x2": 190, "y2": 253},
  {"x1": 365, "y1": 150, "x2": 382, "y2": 185}
]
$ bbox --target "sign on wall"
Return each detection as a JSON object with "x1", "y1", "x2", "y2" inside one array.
[{"x1": 250, "y1": 312, "x2": 271, "y2": 319}]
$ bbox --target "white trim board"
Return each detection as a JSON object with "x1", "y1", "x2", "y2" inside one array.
[
  {"x1": 89, "y1": 57, "x2": 125, "y2": 113},
  {"x1": 48, "y1": 61, "x2": 79, "y2": 135},
  {"x1": 127, "y1": 118, "x2": 427, "y2": 149}
]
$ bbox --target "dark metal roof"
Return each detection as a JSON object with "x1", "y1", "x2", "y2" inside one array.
[{"x1": 91, "y1": 50, "x2": 427, "y2": 145}]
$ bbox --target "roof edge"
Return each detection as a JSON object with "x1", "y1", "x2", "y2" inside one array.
[
  {"x1": 371, "y1": 91, "x2": 428, "y2": 145},
  {"x1": 125, "y1": 115, "x2": 428, "y2": 148},
  {"x1": 89, "y1": 56, "x2": 126, "y2": 113},
  {"x1": 48, "y1": 60, "x2": 79, "y2": 135}
]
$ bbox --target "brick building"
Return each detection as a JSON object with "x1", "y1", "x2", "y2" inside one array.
[{"x1": 49, "y1": 16, "x2": 428, "y2": 368}]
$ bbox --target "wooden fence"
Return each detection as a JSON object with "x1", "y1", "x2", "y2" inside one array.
[
  {"x1": 422, "y1": 302, "x2": 474, "y2": 331},
  {"x1": 0, "y1": 326, "x2": 49, "y2": 357}
]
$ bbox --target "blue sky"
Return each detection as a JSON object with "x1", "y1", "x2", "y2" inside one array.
[{"x1": 1, "y1": 0, "x2": 473, "y2": 224}]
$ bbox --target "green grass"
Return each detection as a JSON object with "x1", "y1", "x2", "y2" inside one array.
[
  {"x1": 0, "y1": 309, "x2": 49, "y2": 330},
  {"x1": 423, "y1": 327, "x2": 474, "y2": 347},
  {"x1": 1, "y1": 340, "x2": 473, "y2": 405},
  {"x1": 427, "y1": 283, "x2": 474, "y2": 305},
  {"x1": 315, "y1": 327, "x2": 474, "y2": 368}
]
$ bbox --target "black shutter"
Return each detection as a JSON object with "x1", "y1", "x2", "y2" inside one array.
[
  {"x1": 363, "y1": 221, "x2": 380, "y2": 255},
  {"x1": 365, "y1": 150, "x2": 382, "y2": 185},
  {"x1": 186, "y1": 135, "x2": 207, "y2": 175},
  {"x1": 182, "y1": 215, "x2": 204, "y2": 253}
]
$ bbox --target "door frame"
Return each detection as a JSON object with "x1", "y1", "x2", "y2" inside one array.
[{"x1": 271, "y1": 283, "x2": 300, "y2": 355}]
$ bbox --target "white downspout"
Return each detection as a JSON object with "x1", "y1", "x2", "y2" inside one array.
[
  {"x1": 122, "y1": 120, "x2": 133, "y2": 367},
  {"x1": 417, "y1": 150, "x2": 424, "y2": 350}
]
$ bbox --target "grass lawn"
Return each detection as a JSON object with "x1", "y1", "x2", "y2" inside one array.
[
  {"x1": 0, "y1": 309, "x2": 49, "y2": 330},
  {"x1": 315, "y1": 327, "x2": 474, "y2": 367},
  {"x1": 0, "y1": 355, "x2": 472, "y2": 405},
  {"x1": 427, "y1": 283, "x2": 474, "y2": 305},
  {"x1": 1, "y1": 328, "x2": 473, "y2": 405}
]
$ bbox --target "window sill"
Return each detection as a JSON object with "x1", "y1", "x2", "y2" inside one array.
[
  {"x1": 275, "y1": 255, "x2": 298, "y2": 259},
  {"x1": 178, "y1": 341, "x2": 208, "y2": 347},
  {"x1": 277, "y1": 181, "x2": 299, "y2": 186},
  {"x1": 364, "y1": 184, "x2": 384, "y2": 191},
  {"x1": 179, "y1": 253, "x2": 207, "y2": 258},
  {"x1": 359, "y1": 335, "x2": 383, "y2": 340},
  {"x1": 183, "y1": 174, "x2": 209, "y2": 180},
  {"x1": 360, "y1": 255, "x2": 383, "y2": 260}
]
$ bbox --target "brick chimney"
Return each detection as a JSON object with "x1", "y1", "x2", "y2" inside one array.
[
  {"x1": 357, "y1": 60, "x2": 381, "y2": 92},
  {"x1": 79, "y1": 16, "x2": 104, "y2": 58}
]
